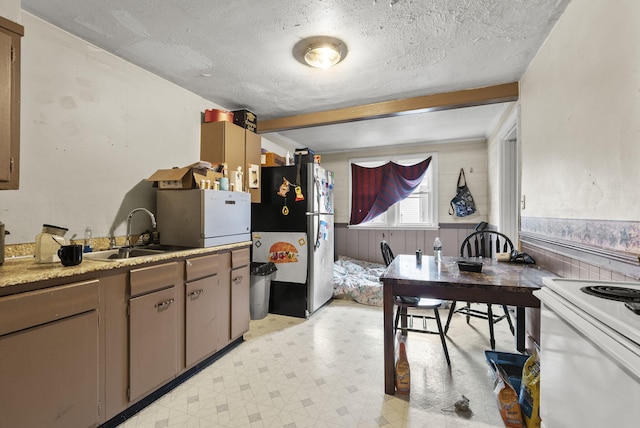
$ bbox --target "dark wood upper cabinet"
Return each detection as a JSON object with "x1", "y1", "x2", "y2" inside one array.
[{"x1": 0, "y1": 16, "x2": 23, "y2": 190}]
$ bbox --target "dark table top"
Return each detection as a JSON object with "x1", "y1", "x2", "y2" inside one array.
[{"x1": 380, "y1": 255, "x2": 556, "y2": 308}]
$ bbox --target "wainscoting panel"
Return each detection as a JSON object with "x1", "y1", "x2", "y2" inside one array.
[
  {"x1": 335, "y1": 223, "x2": 478, "y2": 264},
  {"x1": 521, "y1": 237, "x2": 639, "y2": 282},
  {"x1": 520, "y1": 216, "x2": 640, "y2": 281}
]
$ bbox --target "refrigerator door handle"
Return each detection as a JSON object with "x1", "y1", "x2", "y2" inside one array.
[
  {"x1": 314, "y1": 215, "x2": 321, "y2": 250},
  {"x1": 305, "y1": 212, "x2": 334, "y2": 216}
]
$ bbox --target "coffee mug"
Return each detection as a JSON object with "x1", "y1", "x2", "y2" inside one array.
[{"x1": 58, "y1": 244, "x2": 83, "y2": 266}]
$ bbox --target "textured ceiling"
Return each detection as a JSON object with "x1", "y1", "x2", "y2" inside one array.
[{"x1": 21, "y1": 0, "x2": 571, "y2": 152}]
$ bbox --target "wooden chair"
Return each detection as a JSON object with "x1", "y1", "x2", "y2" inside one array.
[
  {"x1": 381, "y1": 240, "x2": 450, "y2": 365},
  {"x1": 444, "y1": 230, "x2": 515, "y2": 350}
]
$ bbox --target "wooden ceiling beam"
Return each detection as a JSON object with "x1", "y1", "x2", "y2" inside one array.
[{"x1": 257, "y1": 82, "x2": 518, "y2": 134}]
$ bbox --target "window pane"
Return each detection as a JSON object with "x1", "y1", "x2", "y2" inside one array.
[
  {"x1": 349, "y1": 153, "x2": 438, "y2": 229},
  {"x1": 361, "y1": 211, "x2": 385, "y2": 225},
  {"x1": 399, "y1": 196, "x2": 421, "y2": 223}
]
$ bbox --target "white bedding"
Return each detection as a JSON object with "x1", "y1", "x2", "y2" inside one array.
[{"x1": 332, "y1": 256, "x2": 386, "y2": 307}]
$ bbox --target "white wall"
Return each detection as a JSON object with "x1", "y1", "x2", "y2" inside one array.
[
  {"x1": 520, "y1": 0, "x2": 640, "y2": 222},
  {"x1": 0, "y1": 13, "x2": 283, "y2": 244},
  {"x1": 320, "y1": 140, "x2": 488, "y2": 225},
  {"x1": 0, "y1": 0, "x2": 20, "y2": 24}
]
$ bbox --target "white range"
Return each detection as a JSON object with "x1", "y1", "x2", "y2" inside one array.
[{"x1": 534, "y1": 278, "x2": 640, "y2": 428}]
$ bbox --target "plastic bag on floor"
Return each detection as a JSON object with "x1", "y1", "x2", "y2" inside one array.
[
  {"x1": 519, "y1": 349, "x2": 541, "y2": 427},
  {"x1": 493, "y1": 361, "x2": 524, "y2": 427}
]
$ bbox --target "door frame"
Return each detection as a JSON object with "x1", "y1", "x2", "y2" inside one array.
[{"x1": 498, "y1": 106, "x2": 521, "y2": 246}]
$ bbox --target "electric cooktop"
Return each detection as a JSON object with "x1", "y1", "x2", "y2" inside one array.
[{"x1": 581, "y1": 285, "x2": 640, "y2": 303}]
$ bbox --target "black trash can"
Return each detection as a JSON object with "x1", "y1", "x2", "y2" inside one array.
[{"x1": 250, "y1": 262, "x2": 277, "y2": 320}]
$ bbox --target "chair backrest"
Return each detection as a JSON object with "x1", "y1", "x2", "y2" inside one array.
[
  {"x1": 380, "y1": 240, "x2": 395, "y2": 266},
  {"x1": 460, "y1": 231, "x2": 514, "y2": 258}
]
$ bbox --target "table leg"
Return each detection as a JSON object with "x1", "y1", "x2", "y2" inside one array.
[
  {"x1": 515, "y1": 306, "x2": 525, "y2": 352},
  {"x1": 383, "y1": 282, "x2": 395, "y2": 394}
]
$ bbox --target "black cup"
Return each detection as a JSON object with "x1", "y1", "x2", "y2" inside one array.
[{"x1": 58, "y1": 244, "x2": 83, "y2": 266}]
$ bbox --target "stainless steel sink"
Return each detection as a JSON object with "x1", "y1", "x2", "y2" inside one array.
[{"x1": 83, "y1": 247, "x2": 168, "y2": 262}]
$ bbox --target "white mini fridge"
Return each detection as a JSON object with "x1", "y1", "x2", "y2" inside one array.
[{"x1": 157, "y1": 189, "x2": 251, "y2": 247}]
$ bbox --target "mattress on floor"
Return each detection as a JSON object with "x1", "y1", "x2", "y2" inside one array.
[{"x1": 333, "y1": 256, "x2": 386, "y2": 307}]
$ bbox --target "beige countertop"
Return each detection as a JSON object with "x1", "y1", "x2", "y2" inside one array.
[{"x1": 0, "y1": 242, "x2": 251, "y2": 291}]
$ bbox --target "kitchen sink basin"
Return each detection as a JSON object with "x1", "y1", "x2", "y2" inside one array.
[{"x1": 83, "y1": 247, "x2": 169, "y2": 262}]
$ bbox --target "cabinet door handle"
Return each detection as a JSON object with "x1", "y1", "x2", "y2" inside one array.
[
  {"x1": 155, "y1": 298, "x2": 175, "y2": 309},
  {"x1": 232, "y1": 276, "x2": 243, "y2": 283},
  {"x1": 187, "y1": 289, "x2": 204, "y2": 297}
]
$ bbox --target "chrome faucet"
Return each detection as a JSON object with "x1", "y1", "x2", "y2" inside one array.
[
  {"x1": 109, "y1": 235, "x2": 117, "y2": 249},
  {"x1": 125, "y1": 208, "x2": 157, "y2": 247}
]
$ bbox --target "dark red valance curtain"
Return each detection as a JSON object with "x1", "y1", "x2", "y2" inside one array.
[{"x1": 349, "y1": 157, "x2": 432, "y2": 225}]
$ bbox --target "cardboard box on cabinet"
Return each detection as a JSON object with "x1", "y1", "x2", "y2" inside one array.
[
  {"x1": 294, "y1": 147, "x2": 315, "y2": 164},
  {"x1": 232, "y1": 109, "x2": 257, "y2": 133},
  {"x1": 203, "y1": 109, "x2": 234, "y2": 123},
  {"x1": 261, "y1": 152, "x2": 285, "y2": 167},
  {"x1": 147, "y1": 162, "x2": 222, "y2": 189}
]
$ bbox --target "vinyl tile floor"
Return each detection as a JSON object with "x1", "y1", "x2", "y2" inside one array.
[{"x1": 117, "y1": 299, "x2": 517, "y2": 428}]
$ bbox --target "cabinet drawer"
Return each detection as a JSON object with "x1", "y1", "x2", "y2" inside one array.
[
  {"x1": 186, "y1": 253, "x2": 220, "y2": 282},
  {"x1": 231, "y1": 248, "x2": 250, "y2": 269},
  {"x1": 0, "y1": 279, "x2": 99, "y2": 336},
  {"x1": 130, "y1": 262, "x2": 178, "y2": 297}
]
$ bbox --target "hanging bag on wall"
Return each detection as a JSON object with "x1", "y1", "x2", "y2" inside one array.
[{"x1": 449, "y1": 168, "x2": 477, "y2": 217}]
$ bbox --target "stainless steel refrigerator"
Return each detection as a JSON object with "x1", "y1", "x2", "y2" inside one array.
[{"x1": 251, "y1": 162, "x2": 334, "y2": 318}]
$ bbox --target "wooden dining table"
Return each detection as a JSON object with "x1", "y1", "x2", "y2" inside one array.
[{"x1": 380, "y1": 254, "x2": 554, "y2": 395}]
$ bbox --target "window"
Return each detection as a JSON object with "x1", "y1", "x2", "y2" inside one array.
[{"x1": 349, "y1": 153, "x2": 438, "y2": 229}]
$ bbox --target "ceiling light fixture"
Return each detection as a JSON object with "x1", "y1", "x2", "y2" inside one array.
[
  {"x1": 304, "y1": 43, "x2": 343, "y2": 69},
  {"x1": 294, "y1": 36, "x2": 347, "y2": 69}
]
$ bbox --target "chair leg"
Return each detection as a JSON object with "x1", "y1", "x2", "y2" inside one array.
[
  {"x1": 444, "y1": 301, "x2": 457, "y2": 334},
  {"x1": 399, "y1": 307, "x2": 408, "y2": 335},
  {"x1": 394, "y1": 306, "x2": 401, "y2": 333},
  {"x1": 465, "y1": 302, "x2": 471, "y2": 324},
  {"x1": 487, "y1": 304, "x2": 496, "y2": 350},
  {"x1": 394, "y1": 306, "x2": 408, "y2": 335},
  {"x1": 434, "y1": 308, "x2": 451, "y2": 366},
  {"x1": 503, "y1": 305, "x2": 515, "y2": 335}
]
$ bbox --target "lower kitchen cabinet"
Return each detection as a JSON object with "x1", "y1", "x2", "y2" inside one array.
[
  {"x1": 0, "y1": 279, "x2": 100, "y2": 428},
  {"x1": 102, "y1": 272, "x2": 129, "y2": 421},
  {"x1": 185, "y1": 253, "x2": 224, "y2": 367},
  {"x1": 185, "y1": 276, "x2": 219, "y2": 366},
  {"x1": 129, "y1": 262, "x2": 179, "y2": 401},
  {"x1": 230, "y1": 248, "x2": 250, "y2": 340},
  {"x1": 217, "y1": 251, "x2": 232, "y2": 349},
  {"x1": 0, "y1": 245, "x2": 251, "y2": 427}
]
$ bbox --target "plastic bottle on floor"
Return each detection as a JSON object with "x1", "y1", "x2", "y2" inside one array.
[{"x1": 395, "y1": 341, "x2": 411, "y2": 394}]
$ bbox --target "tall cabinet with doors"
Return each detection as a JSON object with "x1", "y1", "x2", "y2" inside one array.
[
  {"x1": 200, "y1": 120, "x2": 262, "y2": 203},
  {"x1": 0, "y1": 16, "x2": 23, "y2": 190}
]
